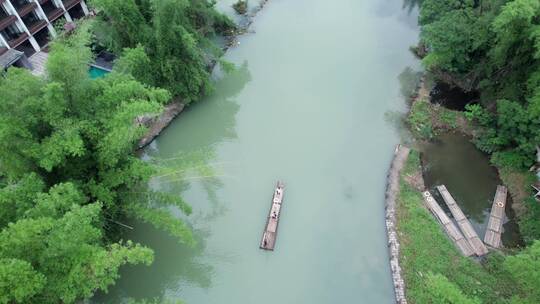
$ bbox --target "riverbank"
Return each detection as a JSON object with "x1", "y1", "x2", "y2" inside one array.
[
  {"x1": 407, "y1": 79, "x2": 533, "y2": 226},
  {"x1": 395, "y1": 150, "x2": 516, "y2": 303},
  {"x1": 137, "y1": 0, "x2": 271, "y2": 149},
  {"x1": 393, "y1": 74, "x2": 539, "y2": 302},
  {"x1": 385, "y1": 145, "x2": 411, "y2": 304}
]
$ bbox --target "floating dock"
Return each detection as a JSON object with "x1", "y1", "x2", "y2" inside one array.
[
  {"x1": 423, "y1": 191, "x2": 474, "y2": 256},
  {"x1": 484, "y1": 185, "x2": 507, "y2": 248},
  {"x1": 260, "y1": 181, "x2": 285, "y2": 251},
  {"x1": 437, "y1": 185, "x2": 489, "y2": 256}
]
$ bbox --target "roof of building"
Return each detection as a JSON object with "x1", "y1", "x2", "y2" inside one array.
[{"x1": 0, "y1": 49, "x2": 24, "y2": 69}]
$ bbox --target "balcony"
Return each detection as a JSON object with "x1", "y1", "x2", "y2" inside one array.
[
  {"x1": 7, "y1": 32, "x2": 28, "y2": 48},
  {"x1": 16, "y1": 2, "x2": 38, "y2": 17},
  {"x1": 0, "y1": 15, "x2": 17, "y2": 31},
  {"x1": 46, "y1": 7, "x2": 63, "y2": 21},
  {"x1": 27, "y1": 19, "x2": 47, "y2": 34},
  {"x1": 62, "y1": 0, "x2": 81, "y2": 10}
]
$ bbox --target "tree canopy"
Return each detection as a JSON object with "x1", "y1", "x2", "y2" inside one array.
[
  {"x1": 91, "y1": 0, "x2": 235, "y2": 102},
  {"x1": 419, "y1": 0, "x2": 540, "y2": 169},
  {"x1": 0, "y1": 21, "x2": 194, "y2": 303}
]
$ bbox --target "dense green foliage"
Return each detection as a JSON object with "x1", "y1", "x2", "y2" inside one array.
[
  {"x1": 91, "y1": 0, "x2": 235, "y2": 102},
  {"x1": 417, "y1": 2, "x2": 540, "y2": 301},
  {"x1": 397, "y1": 151, "x2": 528, "y2": 303},
  {"x1": 419, "y1": 0, "x2": 540, "y2": 169},
  {"x1": 0, "y1": 23, "x2": 194, "y2": 303}
]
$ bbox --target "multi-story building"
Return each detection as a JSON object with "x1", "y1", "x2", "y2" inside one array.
[{"x1": 0, "y1": 0, "x2": 89, "y2": 70}]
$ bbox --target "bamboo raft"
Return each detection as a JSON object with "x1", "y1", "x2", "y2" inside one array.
[
  {"x1": 484, "y1": 185, "x2": 507, "y2": 248},
  {"x1": 437, "y1": 185, "x2": 489, "y2": 256},
  {"x1": 260, "y1": 181, "x2": 285, "y2": 251},
  {"x1": 423, "y1": 191, "x2": 474, "y2": 256}
]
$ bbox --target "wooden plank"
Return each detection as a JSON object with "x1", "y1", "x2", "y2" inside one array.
[
  {"x1": 423, "y1": 191, "x2": 474, "y2": 257},
  {"x1": 437, "y1": 185, "x2": 489, "y2": 256},
  {"x1": 487, "y1": 216, "x2": 502, "y2": 233},
  {"x1": 260, "y1": 181, "x2": 285, "y2": 251},
  {"x1": 456, "y1": 239, "x2": 475, "y2": 257},
  {"x1": 469, "y1": 237, "x2": 489, "y2": 256},
  {"x1": 484, "y1": 185, "x2": 507, "y2": 248},
  {"x1": 457, "y1": 221, "x2": 476, "y2": 240},
  {"x1": 484, "y1": 230, "x2": 501, "y2": 248},
  {"x1": 425, "y1": 199, "x2": 451, "y2": 225},
  {"x1": 448, "y1": 204, "x2": 466, "y2": 221},
  {"x1": 446, "y1": 223, "x2": 464, "y2": 241}
]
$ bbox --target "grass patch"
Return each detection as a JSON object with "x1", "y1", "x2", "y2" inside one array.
[
  {"x1": 397, "y1": 151, "x2": 517, "y2": 303},
  {"x1": 439, "y1": 108, "x2": 458, "y2": 129},
  {"x1": 408, "y1": 99, "x2": 435, "y2": 139}
]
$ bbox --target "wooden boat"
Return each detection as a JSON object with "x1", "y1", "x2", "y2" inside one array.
[{"x1": 260, "y1": 181, "x2": 285, "y2": 250}]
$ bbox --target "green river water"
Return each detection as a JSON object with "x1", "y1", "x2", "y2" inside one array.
[{"x1": 96, "y1": 0, "x2": 420, "y2": 303}]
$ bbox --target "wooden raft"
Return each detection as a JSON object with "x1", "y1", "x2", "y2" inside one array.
[
  {"x1": 437, "y1": 185, "x2": 489, "y2": 256},
  {"x1": 423, "y1": 191, "x2": 474, "y2": 256},
  {"x1": 260, "y1": 181, "x2": 285, "y2": 251},
  {"x1": 484, "y1": 185, "x2": 507, "y2": 248}
]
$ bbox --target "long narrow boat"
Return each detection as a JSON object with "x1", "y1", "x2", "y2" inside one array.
[{"x1": 260, "y1": 181, "x2": 285, "y2": 250}]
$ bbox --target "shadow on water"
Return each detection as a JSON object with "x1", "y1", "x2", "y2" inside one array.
[
  {"x1": 402, "y1": 0, "x2": 423, "y2": 14},
  {"x1": 93, "y1": 222, "x2": 212, "y2": 303},
  {"x1": 384, "y1": 66, "x2": 422, "y2": 145},
  {"x1": 145, "y1": 60, "x2": 252, "y2": 211},
  {"x1": 398, "y1": 66, "x2": 422, "y2": 105},
  {"x1": 420, "y1": 133, "x2": 523, "y2": 247},
  {"x1": 94, "y1": 62, "x2": 253, "y2": 303}
]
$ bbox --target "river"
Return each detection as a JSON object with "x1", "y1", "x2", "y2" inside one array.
[{"x1": 96, "y1": 0, "x2": 420, "y2": 303}]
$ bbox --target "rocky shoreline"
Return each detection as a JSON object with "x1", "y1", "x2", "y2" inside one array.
[
  {"x1": 137, "y1": 0, "x2": 271, "y2": 150},
  {"x1": 384, "y1": 144, "x2": 410, "y2": 304}
]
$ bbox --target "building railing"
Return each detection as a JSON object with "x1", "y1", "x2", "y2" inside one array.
[
  {"x1": 16, "y1": 2, "x2": 38, "y2": 17},
  {"x1": 45, "y1": 7, "x2": 63, "y2": 21},
  {"x1": 62, "y1": 0, "x2": 80, "y2": 10},
  {"x1": 7, "y1": 32, "x2": 28, "y2": 48},
  {"x1": 0, "y1": 15, "x2": 17, "y2": 31},
  {"x1": 27, "y1": 18, "x2": 46, "y2": 34},
  {"x1": 10, "y1": 0, "x2": 30, "y2": 10}
]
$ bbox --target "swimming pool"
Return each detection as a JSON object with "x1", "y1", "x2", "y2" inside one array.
[{"x1": 89, "y1": 65, "x2": 110, "y2": 79}]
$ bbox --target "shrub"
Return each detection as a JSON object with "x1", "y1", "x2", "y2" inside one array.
[
  {"x1": 408, "y1": 100, "x2": 435, "y2": 139},
  {"x1": 233, "y1": 0, "x2": 248, "y2": 15},
  {"x1": 440, "y1": 109, "x2": 458, "y2": 129}
]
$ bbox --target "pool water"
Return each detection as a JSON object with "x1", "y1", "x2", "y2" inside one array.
[{"x1": 89, "y1": 65, "x2": 110, "y2": 79}]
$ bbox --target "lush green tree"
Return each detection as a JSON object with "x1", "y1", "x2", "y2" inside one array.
[
  {"x1": 91, "y1": 0, "x2": 235, "y2": 102},
  {"x1": 419, "y1": 0, "x2": 540, "y2": 168},
  {"x1": 0, "y1": 21, "x2": 195, "y2": 303},
  {"x1": 0, "y1": 258, "x2": 45, "y2": 303}
]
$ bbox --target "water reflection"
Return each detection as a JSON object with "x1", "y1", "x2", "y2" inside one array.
[
  {"x1": 402, "y1": 0, "x2": 422, "y2": 13},
  {"x1": 398, "y1": 66, "x2": 422, "y2": 104},
  {"x1": 95, "y1": 62, "x2": 253, "y2": 303},
  {"x1": 384, "y1": 66, "x2": 422, "y2": 144},
  {"x1": 421, "y1": 133, "x2": 523, "y2": 247},
  {"x1": 144, "y1": 60, "x2": 252, "y2": 213},
  {"x1": 94, "y1": 222, "x2": 212, "y2": 303}
]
